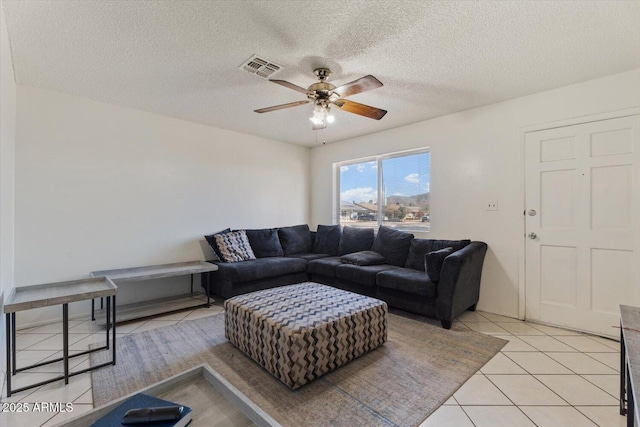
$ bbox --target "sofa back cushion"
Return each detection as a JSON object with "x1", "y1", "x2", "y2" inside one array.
[
  {"x1": 405, "y1": 239, "x2": 471, "y2": 271},
  {"x1": 244, "y1": 228, "x2": 284, "y2": 258},
  {"x1": 313, "y1": 225, "x2": 341, "y2": 255},
  {"x1": 371, "y1": 226, "x2": 414, "y2": 267},
  {"x1": 204, "y1": 228, "x2": 231, "y2": 260},
  {"x1": 278, "y1": 224, "x2": 313, "y2": 255},
  {"x1": 338, "y1": 226, "x2": 375, "y2": 255},
  {"x1": 214, "y1": 230, "x2": 256, "y2": 263}
]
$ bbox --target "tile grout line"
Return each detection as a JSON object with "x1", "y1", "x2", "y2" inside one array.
[
  {"x1": 480, "y1": 312, "x2": 623, "y2": 426},
  {"x1": 470, "y1": 314, "x2": 583, "y2": 426}
]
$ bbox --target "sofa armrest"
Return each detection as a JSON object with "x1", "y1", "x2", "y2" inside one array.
[{"x1": 435, "y1": 241, "x2": 488, "y2": 326}]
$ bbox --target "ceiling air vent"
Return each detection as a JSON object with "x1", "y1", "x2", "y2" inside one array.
[{"x1": 239, "y1": 55, "x2": 283, "y2": 79}]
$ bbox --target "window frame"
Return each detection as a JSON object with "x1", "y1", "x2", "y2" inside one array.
[{"x1": 335, "y1": 147, "x2": 430, "y2": 232}]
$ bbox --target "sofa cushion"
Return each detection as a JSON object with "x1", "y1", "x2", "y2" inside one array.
[
  {"x1": 376, "y1": 268, "x2": 437, "y2": 298},
  {"x1": 405, "y1": 239, "x2": 471, "y2": 271},
  {"x1": 335, "y1": 263, "x2": 398, "y2": 287},
  {"x1": 204, "y1": 228, "x2": 231, "y2": 261},
  {"x1": 313, "y1": 225, "x2": 341, "y2": 256},
  {"x1": 214, "y1": 230, "x2": 256, "y2": 263},
  {"x1": 287, "y1": 253, "x2": 330, "y2": 261},
  {"x1": 340, "y1": 251, "x2": 387, "y2": 266},
  {"x1": 371, "y1": 226, "x2": 414, "y2": 267},
  {"x1": 426, "y1": 247, "x2": 455, "y2": 282},
  {"x1": 278, "y1": 224, "x2": 313, "y2": 256},
  {"x1": 244, "y1": 228, "x2": 284, "y2": 258},
  {"x1": 214, "y1": 257, "x2": 307, "y2": 283},
  {"x1": 338, "y1": 226, "x2": 375, "y2": 255},
  {"x1": 307, "y1": 256, "x2": 342, "y2": 277}
]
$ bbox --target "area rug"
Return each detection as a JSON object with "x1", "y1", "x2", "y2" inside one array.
[{"x1": 91, "y1": 311, "x2": 505, "y2": 426}]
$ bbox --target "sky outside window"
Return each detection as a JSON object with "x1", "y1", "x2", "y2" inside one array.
[
  {"x1": 339, "y1": 161, "x2": 378, "y2": 204},
  {"x1": 381, "y1": 153, "x2": 430, "y2": 199},
  {"x1": 340, "y1": 153, "x2": 430, "y2": 203}
]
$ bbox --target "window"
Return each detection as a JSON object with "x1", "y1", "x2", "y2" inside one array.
[{"x1": 337, "y1": 149, "x2": 430, "y2": 232}]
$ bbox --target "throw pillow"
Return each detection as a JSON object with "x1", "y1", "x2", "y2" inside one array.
[
  {"x1": 426, "y1": 246, "x2": 455, "y2": 282},
  {"x1": 244, "y1": 228, "x2": 284, "y2": 258},
  {"x1": 313, "y1": 224, "x2": 341, "y2": 255},
  {"x1": 338, "y1": 226, "x2": 375, "y2": 255},
  {"x1": 432, "y1": 239, "x2": 470, "y2": 252},
  {"x1": 371, "y1": 226, "x2": 414, "y2": 267},
  {"x1": 204, "y1": 228, "x2": 231, "y2": 261},
  {"x1": 214, "y1": 230, "x2": 256, "y2": 263},
  {"x1": 340, "y1": 251, "x2": 387, "y2": 266},
  {"x1": 278, "y1": 224, "x2": 313, "y2": 256},
  {"x1": 405, "y1": 238, "x2": 471, "y2": 271}
]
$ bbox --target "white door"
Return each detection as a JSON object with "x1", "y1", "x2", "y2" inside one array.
[{"x1": 525, "y1": 115, "x2": 640, "y2": 337}]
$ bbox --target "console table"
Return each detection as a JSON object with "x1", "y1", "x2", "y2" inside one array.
[
  {"x1": 3, "y1": 277, "x2": 117, "y2": 397},
  {"x1": 620, "y1": 305, "x2": 640, "y2": 426},
  {"x1": 90, "y1": 261, "x2": 218, "y2": 323}
]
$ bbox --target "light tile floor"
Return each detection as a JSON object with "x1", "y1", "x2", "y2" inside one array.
[
  {"x1": 0, "y1": 308, "x2": 627, "y2": 427},
  {"x1": 420, "y1": 311, "x2": 625, "y2": 427}
]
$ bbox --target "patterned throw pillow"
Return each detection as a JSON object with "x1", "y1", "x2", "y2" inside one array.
[
  {"x1": 214, "y1": 230, "x2": 256, "y2": 263},
  {"x1": 204, "y1": 228, "x2": 231, "y2": 261}
]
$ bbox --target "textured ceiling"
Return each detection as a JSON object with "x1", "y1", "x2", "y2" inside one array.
[{"x1": 3, "y1": 1, "x2": 640, "y2": 147}]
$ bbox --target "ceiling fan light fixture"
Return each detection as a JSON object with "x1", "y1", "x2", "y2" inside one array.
[{"x1": 310, "y1": 104, "x2": 329, "y2": 126}]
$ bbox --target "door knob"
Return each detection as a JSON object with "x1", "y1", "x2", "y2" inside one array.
[
  {"x1": 528, "y1": 209, "x2": 537, "y2": 216},
  {"x1": 528, "y1": 232, "x2": 537, "y2": 239}
]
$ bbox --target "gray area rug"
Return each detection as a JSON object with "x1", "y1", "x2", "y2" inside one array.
[{"x1": 91, "y1": 311, "x2": 506, "y2": 427}]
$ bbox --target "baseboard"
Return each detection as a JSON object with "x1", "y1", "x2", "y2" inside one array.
[{"x1": 477, "y1": 308, "x2": 522, "y2": 320}]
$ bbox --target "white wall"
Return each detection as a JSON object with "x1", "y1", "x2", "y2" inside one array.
[
  {"x1": 14, "y1": 86, "x2": 310, "y2": 325},
  {"x1": 311, "y1": 69, "x2": 640, "y2": 319},
  {"x1": 0, "y1": 0, "x2": 16, "y2": 382}
]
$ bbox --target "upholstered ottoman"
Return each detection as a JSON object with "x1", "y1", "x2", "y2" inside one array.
[{"x1": 224, "y1": 282, "x2": 387, "y2": 389}]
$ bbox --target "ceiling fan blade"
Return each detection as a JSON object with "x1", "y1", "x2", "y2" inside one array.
[
  {"x1": 254, "y1": 100, "x2": 310, "y2": 113},
  {"x1": 333, "y1": 75, "x2": 383, "y2": 98},
  {"x1": 270, "y1": 79, "x2": 309, "y2": 94},
  {"x1": 333, "y1": 99, "x2": 387, "y2": 120}
]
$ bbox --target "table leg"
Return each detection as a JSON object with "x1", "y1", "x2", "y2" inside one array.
[
  {"x1": 63, "y1": 303, "x2": 69, "y2": 385},
  {"x1": 190, "y1": 274, "x2": 193, "y2": 294},
  {"x1": 629, "y1": 366, "x2": 635, "y2": 427},
  {"x1": 622, "y1": 326, "x2": 628, "y2": 415},
  {"x1": 106, "y1": 296, "x2": 111, "y2": 350},
  {"x1": 205, "y1": 273, "x2": 210, "y2": 308},
  {"x1": 11, "y1": 312, "x2": 16, "y2": 375},
  {"x1": 6, "y1": 313, "x2": 12, "y2": 397},
  {"x1": 112, "y1": 295, "x2": 116, "y2": 365},
  {"x1": 91, "y1": 298, "x2": 95, "y2": 321}
]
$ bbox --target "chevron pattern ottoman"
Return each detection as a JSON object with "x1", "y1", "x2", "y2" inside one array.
[{"x1": 224, "y1": 282, "x2": 388, "y2": 389}]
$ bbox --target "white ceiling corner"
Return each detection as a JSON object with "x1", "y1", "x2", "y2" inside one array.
[{"x1": 2, "y1": 0, "x2": 640, "y2": 147}]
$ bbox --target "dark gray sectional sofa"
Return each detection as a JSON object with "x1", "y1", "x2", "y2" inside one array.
[{"x1": 204, "y1": 224, "x2": 487, "y2": 329}]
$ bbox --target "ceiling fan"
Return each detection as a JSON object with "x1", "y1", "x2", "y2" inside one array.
[{"x1": 254, "y1": 68, "x2": 387, "y2": 130}]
